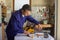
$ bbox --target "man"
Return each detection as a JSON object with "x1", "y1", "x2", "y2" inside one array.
[{"x1": 6, "y1": 4, "x2": 42, "y2": 40}]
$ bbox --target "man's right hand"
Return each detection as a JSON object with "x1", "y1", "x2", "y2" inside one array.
[{"x1": 24, "y1": 30, "x2": 30, "y2": 35}]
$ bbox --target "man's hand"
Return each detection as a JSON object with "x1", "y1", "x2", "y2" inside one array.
[
  {"x1": 38, "y1": 24, "x2": 42, "y2": 29},
  {"x1": 24, "y1": 30, "x2": 30, "y2": 35},
  {"x1": 35, "y1": 24, "x2": 42, "y2": 31}
]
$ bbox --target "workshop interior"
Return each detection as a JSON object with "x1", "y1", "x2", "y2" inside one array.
[{"x1": 0, "y1": 0, "x2": 56, "y2": 40}]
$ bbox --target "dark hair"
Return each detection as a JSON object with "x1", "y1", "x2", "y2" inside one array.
[{"x1": 21, "y1": 4, "x2": 31, "y2": 11}]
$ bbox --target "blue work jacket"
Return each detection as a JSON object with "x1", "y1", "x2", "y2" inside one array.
[{"x1": 6, "y1": 9, "x2": 40, "y2": 36}]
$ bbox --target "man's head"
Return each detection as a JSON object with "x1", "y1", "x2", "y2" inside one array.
[{"x1": 21, "y1": 4, "x2": 31, "y2": 16}]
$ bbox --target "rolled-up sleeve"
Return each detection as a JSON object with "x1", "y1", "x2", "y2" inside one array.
[{"x1": 26, "y1": 15, "x2": 40, "y2": 25}]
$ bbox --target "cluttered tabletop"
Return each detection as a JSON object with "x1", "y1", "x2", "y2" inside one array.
[
  {"x1": 15, "y1": 33, "x2": 54, "y2": 40},
  {"x1": 14, "y1": 24, "x2": 54, "y2": 40}
]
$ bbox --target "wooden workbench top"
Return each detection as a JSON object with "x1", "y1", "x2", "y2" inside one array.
[{"x1": 40, "y1": 24, "x2": 51, "y2": 28}]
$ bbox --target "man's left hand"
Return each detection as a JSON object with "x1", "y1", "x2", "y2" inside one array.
[{"x1": 35, "y1": 24, "x2": 42, "y2": 31}]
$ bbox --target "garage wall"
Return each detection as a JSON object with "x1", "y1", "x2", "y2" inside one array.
[
  {"x1": 57, "y1": 0, "x2": 60, "y2": 40},
  {"x1": 0, "y1": 0, "x2": 2, "y2": 40},
  {"x1": 0, "y1": 27, "x2": 2, "y2": 40},
  {"x1": 31, "y1": 0, "x2": 54, "y2": 6}
]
